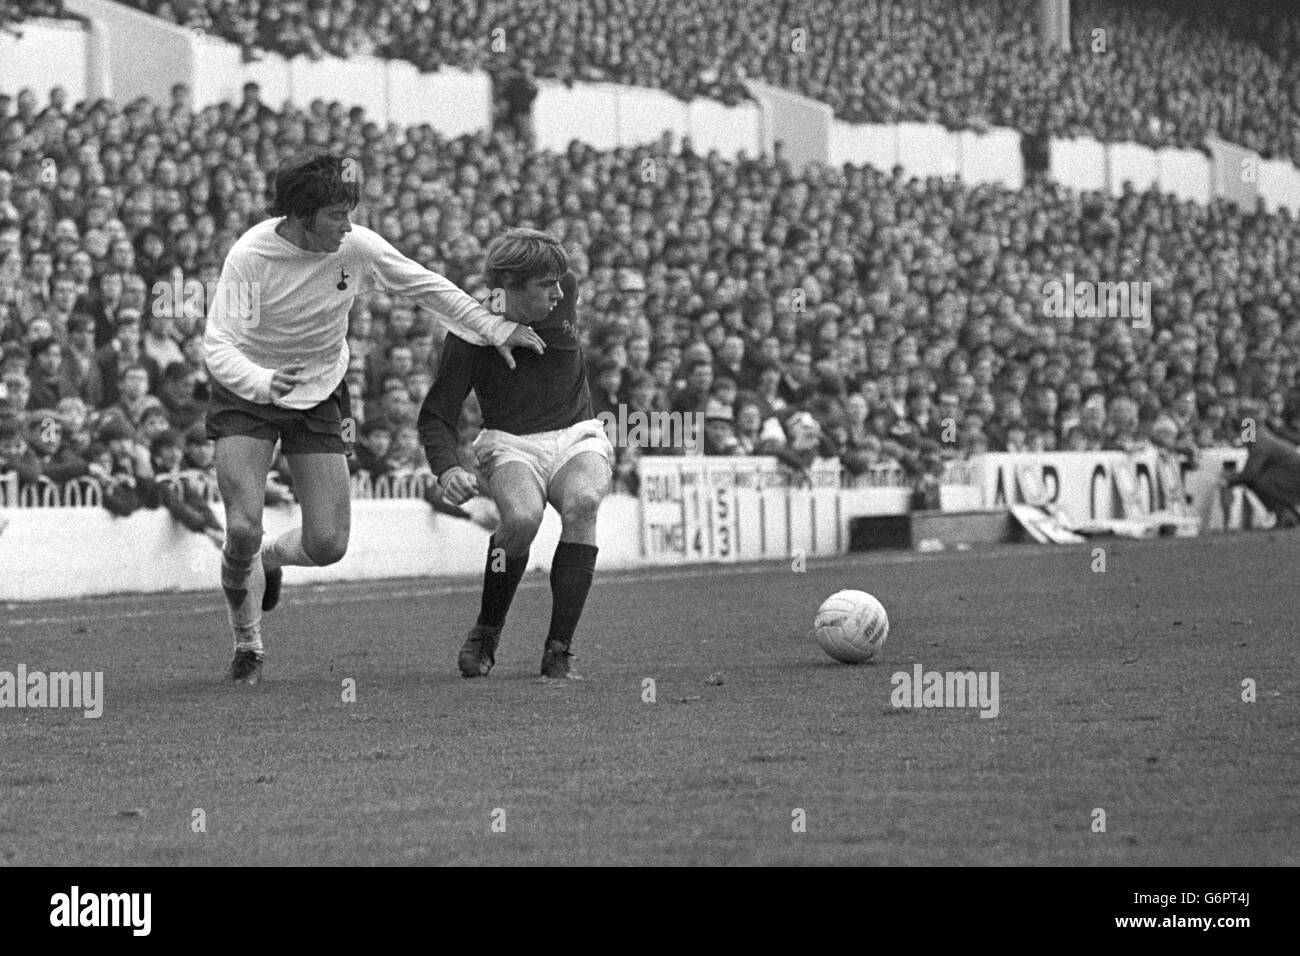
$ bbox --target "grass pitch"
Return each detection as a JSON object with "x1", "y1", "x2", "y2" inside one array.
[{"x1": 1, "y1": 532, "x2": 1297, "y2": 865}]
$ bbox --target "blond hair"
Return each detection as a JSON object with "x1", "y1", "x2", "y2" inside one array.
[{"x1": 483, "y1": 228, "x2": 567, "y2": 289}]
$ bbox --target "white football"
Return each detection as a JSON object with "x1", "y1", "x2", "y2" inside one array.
[{"x1": 813, "y1": 589, "x2": 889, "y2": 663}]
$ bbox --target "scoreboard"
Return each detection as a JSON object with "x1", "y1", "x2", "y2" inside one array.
[{"x1": 638, "y1": 457, "x2": 842, "y2": 564}]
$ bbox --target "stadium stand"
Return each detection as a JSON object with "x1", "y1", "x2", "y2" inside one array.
[
  {"x1": 3, "y1": 0, "x2": 1299, "y2": 508},
  {"x1": 107, "y1": 0, "x2": 1300, "y2": 166}
]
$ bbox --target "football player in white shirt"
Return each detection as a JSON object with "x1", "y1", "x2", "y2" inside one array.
[{"x1": 204, "y1": 150, "x2": 544, "y2": 684}]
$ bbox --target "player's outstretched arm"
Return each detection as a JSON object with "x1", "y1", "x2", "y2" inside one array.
[
  {"x1": 362, "y1": 228, "x2": 544, "y2": 366},
  {"x1": 495, "y1": 324, "x2": 546, "y2": 370}
]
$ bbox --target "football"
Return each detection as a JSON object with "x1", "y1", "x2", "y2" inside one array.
[{"x1": 813, "y1": 589, "x2": 889, "y2": 663}]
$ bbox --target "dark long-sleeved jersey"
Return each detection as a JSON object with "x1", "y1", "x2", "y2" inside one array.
[{"x1": 418, "y1": 271, "x2": 592, "y2": 477}]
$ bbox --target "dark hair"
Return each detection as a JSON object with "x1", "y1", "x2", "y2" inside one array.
[
  {"x1": 162, "y1": 361, "x2": 193, "y2": 384},
  {"x1": 67, "y1": 311, "x2": 95, "y2": 333},
  {"x1": 97, "y1": 419, "x2": 133, "y2": 443},
  {"x1": 267, "y1": 149, "x2": 360, "y2": 222},
  {"x1": 30, "y1": 337, "x2": 60, "y2": 359},
  {"x1": 150, "y1": 429, "x2": 183, "y2": 454}
]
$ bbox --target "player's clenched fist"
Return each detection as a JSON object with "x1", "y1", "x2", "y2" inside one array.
[
  {"x1": 270, "y1": 360, "x2": 307, "y2": 397},
  {"x1": 439, "y1": 466, "x2": 480, "y2": 505},
  {"x1": 496, "y1": 322, "x2": 546, "y2": 370}
]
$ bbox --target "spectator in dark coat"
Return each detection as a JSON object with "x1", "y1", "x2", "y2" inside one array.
[
  {"x1": 777, "y1": 351, "x2": 816, "y2": 408},
  {"x1": 157, "y1": 361, "x2": 206, "y2": 432},
  {"x1": 716, "y1": 334, "x2": 757, "y2": 391},
  {"x1": 671, "y1": 359, "x2": 714, "y2": 415},
  {"x1": 24, "y1": 409, "x2": 89, "y2": 486},
  {"x1": 590, "y1": 357, "x2": 624, "y2": 421},
  {"x1": 352, "y1": 418, "x2": 394, "y2": 478},
  {"x1": 95, "y1": 312, "x2": 159, "y2": 407},
  {"x1": 58, "y1": 312, "x2": 104, "y2": 406},
  {"x1": 0, "y1": 415, "x2": 42, "y2": 489},
  {"x1": 98, "y1": 363, "x2": 162, "y2": 439},
  {"x1": 26, "y1": 337, "x2": 72, "y2": 410}
]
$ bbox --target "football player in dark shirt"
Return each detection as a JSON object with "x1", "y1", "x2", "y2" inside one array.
[{"x1": 418, "y1": 229, "x2": 613, "y2": 679}]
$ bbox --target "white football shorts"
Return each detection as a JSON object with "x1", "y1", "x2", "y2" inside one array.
[{"x1": 473, "y1": 418, "x2": 614, "y2": 497}]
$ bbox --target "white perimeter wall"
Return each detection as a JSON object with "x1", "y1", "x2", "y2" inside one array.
[
  {"x1": 532, "y1": 80, "x2": 761, "y2": 155},
  {"x1": 0, "y1": 497, "x2": 635, "y2": 602},
  {"x1": 52, "y1": 0, "x2": 491, "y2": 133},
  {"x1": 1049, "y1": 134, "x2": 1300, "y2": 212},
  {"x1": 0, "y1": 18, "x2": 92, "y2": 103},
  {"x1": 3, "y1": 444, "x2": 1254, "y2": 604},
  {"x1": 830, "y1": 122, "x2": 1024, "y2": 188},
  {"x1": 0, "y1": 480, "x2": 987, "y2": 602}
]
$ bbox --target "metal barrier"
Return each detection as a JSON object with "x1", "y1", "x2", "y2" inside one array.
[
  {"x1": 349, "y1": 471, "x2": 435, "y2": 500},
  {"x1": 0, "y1": 469, "x2": 223, "y2": 508},
  {"x1": 2, "y1": 459, "x2": 980, "y2": 508},
  {"x1": 0, "y1": 469, "x2": 445, "y2": 509}
]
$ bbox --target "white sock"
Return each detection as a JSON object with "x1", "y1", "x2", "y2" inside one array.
[
  {"x1": 262, "y1": 527, "x2": 318, "y2": 571},
  {"x1": 234, "y1": 629, "x2": 264, "y2": 656}
]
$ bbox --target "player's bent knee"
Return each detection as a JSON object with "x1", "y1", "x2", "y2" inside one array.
[
  {"x1": 560, "y1": 490, "x2": 603, "y2": 525},
  {"x1": 303, "y1": 532, "x2": 349, "y2": 566},
  {"x1": 224, "y1": 519, "x2": 262, "y2": 557},
  {"x1": 497, "y1": 513, "x2": 542, "y2": 554}
]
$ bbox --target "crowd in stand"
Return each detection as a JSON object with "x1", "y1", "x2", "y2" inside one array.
[
  {"x1": 3, "y1": 84, "x2": 1300, "y2": 506},
  {"x1": 58, "y1": 0, "x2": 1300, "y2": 168},
  {"x1": 1, "y1": 1, "x2": 66, "y2": 35}
]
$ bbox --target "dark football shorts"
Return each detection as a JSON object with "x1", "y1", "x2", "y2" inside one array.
[{"x1": 205, "y1": 378, "x2": 353, "y2": 455}]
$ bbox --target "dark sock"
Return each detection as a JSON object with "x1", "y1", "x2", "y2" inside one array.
[
  {"x1": 547, "y1": 542, "x2": 599, "y2": 648},
  {"x1": 220, "y1": 548, "x2": 254, "y2": 607},
  {"x1": 476, "y1": 537, "x2": 529, "y2": 629}
]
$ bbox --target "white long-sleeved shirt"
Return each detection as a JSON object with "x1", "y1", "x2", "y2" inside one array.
[{"x1": 203, "y1": 219, "x2": 513, "y2": 409}]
